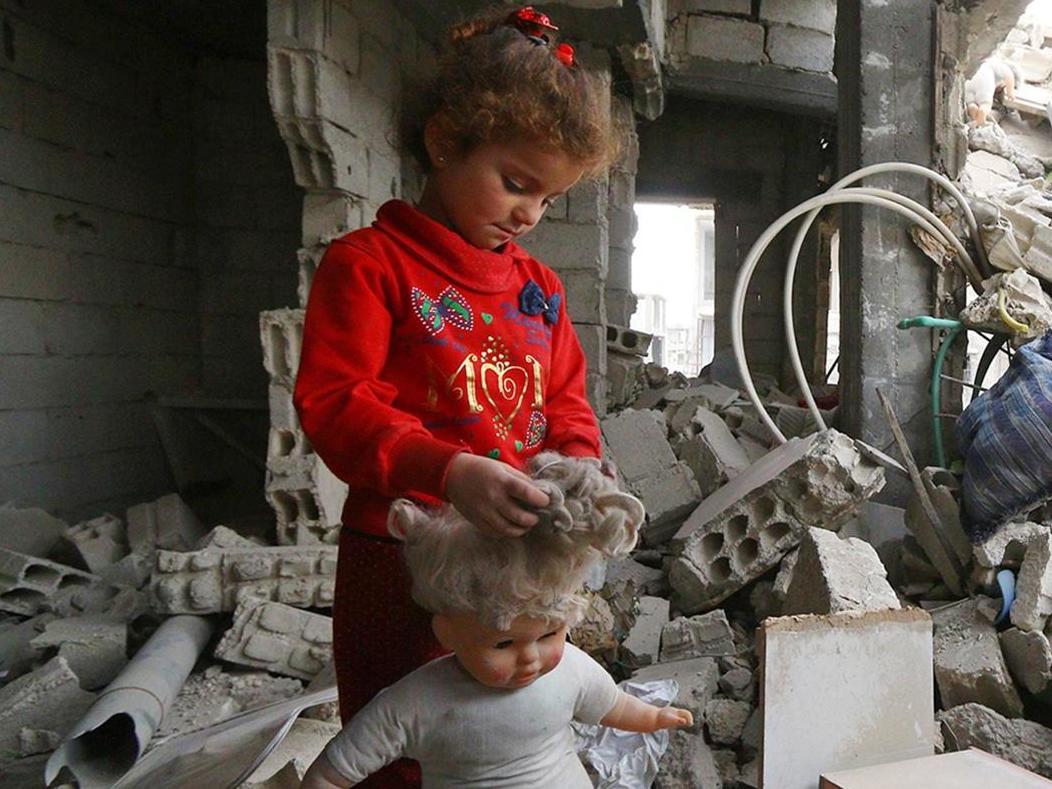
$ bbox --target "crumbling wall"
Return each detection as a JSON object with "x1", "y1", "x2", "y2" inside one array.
[{"x1": 0, "y1": 3, "x2": 298, "y2": 520}]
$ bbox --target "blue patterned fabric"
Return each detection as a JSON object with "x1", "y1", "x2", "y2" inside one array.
[{"x1": 957, "y1": 330, "x2": 1052, "y2": 540}]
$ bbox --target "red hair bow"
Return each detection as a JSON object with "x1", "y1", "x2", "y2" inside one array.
[
  {"x1": 555, "y1": 42, "x2": 576, "y2": 67},
  {"x1": 506, "y1": 7, "x2": 576, "y2": 67}
]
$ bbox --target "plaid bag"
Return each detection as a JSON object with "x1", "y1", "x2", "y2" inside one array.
[{"x1": 956, "y1": 330, "x2": 1052, "y2": 540}]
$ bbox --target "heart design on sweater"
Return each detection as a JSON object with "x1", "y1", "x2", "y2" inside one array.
[{"x1": 480, "y1": 361, "x2": 528, "y2": 427}]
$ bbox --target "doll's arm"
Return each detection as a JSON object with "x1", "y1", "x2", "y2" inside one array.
[
  {"x1": 301, "y1": 752, "x2": 356, "y2": 789},
  {"x1": 599, "y1": 690, "x2": 694, "y2": 733}
]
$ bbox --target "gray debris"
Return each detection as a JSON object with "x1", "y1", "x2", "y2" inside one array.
[
  {"x1": 1000, "y1": 626, "x2": 1052, "y2": 696},
  {"x1": 0, "y1": 505, "x2": 67, "y2": 559},
  {"x1": 973, "y1": 521, "x2": 1046, "y2": 569},
  {"x1": 939, "y1": 702, "x2": 1052, "y2": 778},
  {"x1": 619, "y1": 595, "x2": 669, "y2": 669},
  {"x1": 1011, "y1": 530, "x2": 1052, "y2": 632},
  {"x1": 660, "y1": 610, "x2": 736, "y2": 661},
  {"x1": 214, "y1": 598, "x2": 333, "y2": 680},
  {"x1": 704, "y1": 698, "x2": 752, "y2": 745}
]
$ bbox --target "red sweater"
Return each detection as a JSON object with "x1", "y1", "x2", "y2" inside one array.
[{"x1": 294, "y1": 200, "x2": 601, "y2": 536}]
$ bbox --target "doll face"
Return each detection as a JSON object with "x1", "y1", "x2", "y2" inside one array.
[
  {"x1": 435, "y1": 612, "x2": 569, "y2": 689},
  {"x1": 419, "y1": 134, "x2": 584, "y2": 251}
]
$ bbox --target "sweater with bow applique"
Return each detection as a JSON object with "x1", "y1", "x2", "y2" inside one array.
[{"x1": 294, "y1": 199, "x2": 601, "y2": 537}]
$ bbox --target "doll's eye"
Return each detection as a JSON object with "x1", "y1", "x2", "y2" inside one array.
[
  {"x1": 495, "y1": 639, "x2": 514, "y2": 649},
  {"x1": 541, "y1": 630, "x2": 559, "y2": 639}
]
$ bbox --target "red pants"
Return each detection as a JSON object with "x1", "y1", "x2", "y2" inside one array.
[{"x1": 332, "y1": 528, "x2": 447, "y2": 788}]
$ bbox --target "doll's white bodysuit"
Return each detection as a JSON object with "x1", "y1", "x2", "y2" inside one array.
[{"x1": 323, "y1": 642, "x2": 619, "y2": 788}]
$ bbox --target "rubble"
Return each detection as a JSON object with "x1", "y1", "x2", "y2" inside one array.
[
  {"x1": 1000, "y1": 627, "x2": 1052, "y2": 696},
  {"x1": 0, "y1": 549, "x2": 113, "y2": 617},
  {"x1": 659, "y1": 610, "x2": 736, "y2": 661},
  {"x1": 242, "y1": 717, "x2": 341, "y2": 787},
  {"x1": 126, "y1": 494, "x2": 207, "y2": 557},
  {"x1": 1011, "y1": 529, "x2": 1052, "y2": 632},
  {"x1": 0, "y1": 505, "x2": 67, "y2": 559},
  {"x1": 214, "y1": 598, "x2": 332, "y2": 680},
  {"x1": 781, "y1": 527, "x2": 900, "y2": 616},
  {"x1": 973, "y1": 520, "x2": 1045, "y2": 568},
  {"x1": 704, "y1": 698, "x2": 751, "y2": 745},
  {"x1": 29, "y1": 615, "x2": 127, "y2": 690},
  {"x1": 54, "y1": 514, "x2": 129, "y2": 574},
  {"x1": 631, "y1": 657, "x2": 720, "y2": 734},
  {"x1": 619, "y1": 595, "x2": 668, "y2": 669},
  {"x1": 676, "y1": 406, "x2": 751, "y2": 498},
  {"x1": 932, "y1": 598, "x2": 1024, "y2": 718},
  {"x1": 668, "y1": 430, "x2": 884, "y2": 614},
  {"x1": 938, "y1": 703, "x2": 1052, "y2": 778}
]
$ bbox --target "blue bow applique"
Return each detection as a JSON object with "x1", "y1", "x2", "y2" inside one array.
[{"x1": 519, "y1": 280, "x2": 561, "y2": 325}]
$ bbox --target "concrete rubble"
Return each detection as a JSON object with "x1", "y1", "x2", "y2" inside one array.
[{"x1": 214, "y1": 597, "x2": 333, "y2": 680}]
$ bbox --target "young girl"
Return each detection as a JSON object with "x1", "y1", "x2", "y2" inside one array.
[
  {"x1": 293, "y1": 6, "x2": 623, "y2": 787},
  {"x1": 298, "y1": 454, "x2": 692, "y2": 789}
]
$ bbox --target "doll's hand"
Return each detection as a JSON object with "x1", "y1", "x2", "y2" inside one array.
[
  {"x1": 656, "y1": 707, "x2": 694, "y2": 729},
  {"x1": 445, "y1": 453, "x2": 550, "y2": 537}
]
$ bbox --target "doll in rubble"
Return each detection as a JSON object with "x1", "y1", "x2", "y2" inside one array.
[{"x1": 299, "y1": 454, "x2": 693, "y2": 789}]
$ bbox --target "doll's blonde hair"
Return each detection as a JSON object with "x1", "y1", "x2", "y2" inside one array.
[{"x1": 388, "y1": 452, "x2": 643, "y2": 630}]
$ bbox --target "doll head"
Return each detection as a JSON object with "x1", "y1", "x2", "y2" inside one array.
[{"x1": 388, "y1": 452, "x2": 642, "y2": 687}]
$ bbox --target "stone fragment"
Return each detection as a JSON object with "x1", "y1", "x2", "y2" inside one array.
[
  {"x1": 718, "y1": 667, "x2": 755, "y2": 703},
  {"x1": 677, "y1": 407, "x2": 751, "y2": 497},
  {"x1": 17, "y1": 728, "x2": 60, "y2": 758},
  {"x1": 601, "y1": 409, "x2": 701, "y2": 541},
  {"x1": 619, "y1": 596, "x2": 669, "y2": 669},
  {"x1": 29, "y1": 615, "x2": 127, "y2": 690},
  {"x1": 974, "y1": 521, "x2": 1046, "y2": 569},
  {"x1": 151, "y1": 544, "x2": 338, "y2": 614},
  {"x1": 669, "y1": 430, "x2": 884, "y2": 613},
  {"x1": 1000, "y1": 627, "x2": 1052, "y2": 696},
  {"x1": 0, "y1": 613, "x2": 54, "y2": 681},
  {"x1": 260, "y1": 308, "x2": 304, "y2": 388},
  {"x1": 964, "y1": 150, "x2": 1022, "y2": 195},
  {"x1": 0, "y1": 505, "x2": 66, "y2": 558},
  {"x1": 0, "y1": 657, "x2": 94, "y2": 765},
  {"x1": 772, "y1": 548, "x2": 798, "y2": 604},
  {"x1": 938, "y1": 703, "x2": 1052, "y2": 778},
  {"x1": 712, "y1": 748, "x2": 738, "y2": 786},
  {"x1": 56, "y1": 514, "x2": 128, "y2": 573},
  {"x1": 932, "y1": 598, "x2": 1023, "y2": 718},
  {"x1": 0, "y1": 550, "x2": 111, "y2": 617},
  {"x1": 215, "y1": 598, "x2": 333, "y2": 680},
  {"x1": 969, "y1": 121, "x2": 1046, "y2": 179},
  {"x1": 654, "y1": 729, "x2": 722, "y2": 789},
  {"x1": 126, "y1": 494, "x2": 207, "y2": 557},
  {"x1": 1012, "y1": 530, "x2": 1052, "y2": 632},
  {"x1": 632, "y1": 657, "x2": 720, "y2": 734},
  {"x1": 97, "y1": 552, "x2": 153, "y2": 590},
  {"x1": 569, "y1": 593, "x2": 618, "y2": 655},
  {"x1": 604, "y1": 556, "x2": 667, "y2": 597},
  {"x1": 740, "y1": 707, "x2": 760, "y2": 758},
  {"x1": 704, "y1": 698, "x2": 751, "y2": 745},
  {"x1": 781, "y1": 528, "x2": 900, "y2": 616},
  {"x1": 660, "y1": 610, "x2": 736, "y2": 661}
]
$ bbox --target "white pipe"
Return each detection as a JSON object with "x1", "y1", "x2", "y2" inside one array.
[{"x1": 733, "y1": 190, "x2": 971, "y2": 444}]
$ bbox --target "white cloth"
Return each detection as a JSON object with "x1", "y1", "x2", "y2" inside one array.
[{"x1": 323, "y1": 643, "x2": 620, "y2": 788}]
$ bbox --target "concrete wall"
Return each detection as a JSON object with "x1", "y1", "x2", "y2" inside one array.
[
  {"x1": 0, "y1": 1, "x2": 299, "y2": 520},
  {"x1": 635, "y1": 96, "x2": 824, "y2": 383}
]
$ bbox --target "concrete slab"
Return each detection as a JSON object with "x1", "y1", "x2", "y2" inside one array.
[
  {"x1": 820, "y1": 748, "x2": 1052, "y2": 788},
  {"x1": 126, "y1": 493, "x2": 207, "y2": 556},
  {"x1": 759, "y1": 609, "x2": 935, "y2": 789},
  {"x1": 0, "y1": 505, "x2": 66, "y2": 558},
  {"x1": 632, "y1": 656, "x2": 720, "y2": 735},
  {"x1": 619, "y1": 595, "x2": 669, "y2": 669}
]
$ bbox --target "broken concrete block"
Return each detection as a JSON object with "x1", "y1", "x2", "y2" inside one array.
[
  {"x1": 601, "y1": 409, "x2": 701, "y2": 540},
  {"x1": 0, "y1": 549, "x2": 109, "y2": 616},
  {"x1": 604, "y1": 556, "x2": 667, "y2": 597},
  {"x1": 669, "y1": 431, "x2": 884, "y2": 613},
  {"x1": 619, "y1": 596, "x2": 668, "y2": 669},
  {"x1": 266, "y1": 453, "x2": 347, "y2": 545},
  {"x1": 632, "y1": 657, "x2": 720, "y2": 734},
  {"x1": 759, "y1": 610, "x2": 935, "y2": 789},
  {"x1": 56, "y1": 514, "x2": 128, "y2": 573},
  {"x1": 677, "y1": 407, "x2": 751, "y2": 497},
  {"x1": 1000, "y1": 627, "x2": 1052, "y2": 696},
  {"x1": 151, "y1": 544, "x2": 337, "y2": 613},
  {"x1": 964, "y1": 150, "x2": 1022, "y2": 195},
  {"x1": 0, "y1": 613, "x2": 54, "y2": 681},
  {"x1": 606, "y1": 324, "x2": 652, "y2": 357},
  {"x1": 18, "y1": 727, "x2": 60, "y2": 758},
  {"x1": 215, "y1": 598, "x2": 333, "y2": 680},
  {"x1": 570, "y1": 593, "x2": 618, "y2": 655},
  {"x1": 712, "y1": 748, "x2": 738, "y2": 787},
  {"x1": 243, "y1": 717, "x2": 342, "y2": 787},
  {"x1": 0, "y1": 504, "x2": 66, "y2": 558},
  {"x1": 260, "y1": 308, "x2": 304, "y2": 388},
  {"x1": 718, "y1": 667, "x2": 755, "y2": 703},
  {"x1": 197, "y1": 525, "x2": 263, "y2": 551},
  {"x1": 0, "y1": 657, "x2": 94, "y2": 766},
  {"x1": 126, "y1": 494, "x2": 207, "y2": 557},
  {"x1": 974, "y1": 521, "x2": 1046, "y2": 569},
  {"x1": 1012, "y1": 530, "x2": 1052, "y2": 632},
  {"x1": 903, "y1": 469, "x2": 970, "y2": 598},
  {"x1": 660, "y1": 610, "x2": 736, "y2": 661},
  {"x1": 29, "y1": 615, "x2": 127, "y2": 690},
  {"x1": 97, "y1": 552, "x2": 153, "y2": 590},
  {"x1": 654, "y1": 728, "x2": 722, "y2": 789},
  {"x1": 938, "y1": 703, "x2": 1052, "y2": 779},
  {"x1": 704, "y1": 698, "x2": 751, "y2": 745},
  {"x1": 932, "y1": 598, "x2": 1023, "y2": 718},
  {"x1": 772, "y1": 547, "x2": 798, "y2": 605},
  {"x1": 781, "y1": 528, "x2": 900, "y2": 616}
]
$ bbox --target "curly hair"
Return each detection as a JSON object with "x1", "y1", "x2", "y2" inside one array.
[
  {"x1": 387, "y1": 452, "x2": 643, "y2": 630},
  {"x1": 402, "y1": 5, "x2": 624, "y2": 178}
]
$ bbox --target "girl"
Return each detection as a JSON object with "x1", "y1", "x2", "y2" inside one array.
[
  {"x1": 294, "y1": 6, "x2": 623, "y2": 787},
  {"x1": 299, "y1": 455, "x2": 691, "y2": 789}
]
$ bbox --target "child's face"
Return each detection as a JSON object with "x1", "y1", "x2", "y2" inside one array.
[
  {"x1": 435, "y1": 612, "x2": 569, "y2": 689},
  {"x1": 422, "y1": 136, "x2": 585, "y2": 250}
]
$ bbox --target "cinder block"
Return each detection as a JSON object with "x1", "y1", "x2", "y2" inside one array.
[
  {"x1": 677, "y1": 407, "x2": 751, "y2": 497},
  {"x1": 562, "y1": 269, "x2": 607, "y2": 325},
  {"x1": 57, "y1": 514, "x2": 128, "y2": 573},
  {"x1": 606, "y1": 353, "x2": 644, "y2": 412},
  {"x1": 215, "y1": 598, "x2": 333, "y2": 679},
  {"x1": 605, "y1": 289, "x2": 637, "y2": 329},
  {"x1": 760, "y1": 0, "x2": 836, "y2": 35},
  {"x1": 671, "y1": 0, "x2": 751, "y2": 14},
  {"x1": 260, "y1": 309, "x2": 305, "y2": 387},
  {"x1": 606, "y1": 324, "x2": 652, "y2": 356},
  {"x1": 932, "y1": 598, "x2": 1023, "y2": 718},
  {"x1": 973, "y1": 521, "x2": 1045, "y2": 569},
  {"x1": 519, "y1": 221, "x2": 608, "y2": 277},
  {"x1": 660, "y1": 610, "x2": 736, "y2": 661},
  {"x1": 275, "y1": 117, "x2": 369, "y2": 194},
  {"x1": 0, "y1": 549, "x2": 109, "y2": 616},
  {"x1": 686, "y1": 15, "x2": 765, "y2": 63},
  {"x1": 266, "y1": 452, "x2": 347, "y2": 545},
  {"x1": 781, "y1": 527, "x2": 900, "y2": 616},
  {"x1": 669, "y1": 430, "x2": 884, "y2": 613},
  {"x1": 567, "y1": 177, "x2": 609, "y2": 224},
  {"x1": 765, "y1": 24, "x2": 834, "y2": 72},
  {"x1": 268, "y1": 0, "x2": 361, "y2": 74},
  {"x1": 126, "y1": 493, "x2": 207, "y2": 557},
  {"x1": 297, "y1": 244, "x2": 325, "y2": 307},
  {"x1": 29, "y1": 615, "x2": 127, "y2": 690},
  {"x1": 302, "y1": 190, "x2": 362, "y2": 246},
  {"x1": 573, "y1": 323, "x2": 608, "y2": 377},
  {"x1": 151, "y1": 544, "x2": 338, "y2": 613},
  {"x1": 602, "y1": 409, "x2": 702, "y2": 536}
]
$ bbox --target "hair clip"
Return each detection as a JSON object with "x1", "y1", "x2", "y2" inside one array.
[
  {"x1": 507, "y1": 6, "x2": 559, "y2": 43},
  {"x1": 554, "y1": 42, "x2": 576, "y2": 68}
]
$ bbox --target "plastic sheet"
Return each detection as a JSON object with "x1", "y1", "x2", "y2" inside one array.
[{"x1": 573, "y1": 678, "x2": 678, "y2": 789}]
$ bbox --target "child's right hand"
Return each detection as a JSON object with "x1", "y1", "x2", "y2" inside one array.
[{"x1": 445, "y1": 453, "x2": 550, "y2": 537}]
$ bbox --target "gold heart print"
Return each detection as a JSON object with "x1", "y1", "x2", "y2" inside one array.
[{"x1": 480, "y1": 361, "x2": 528, "y2": 426}]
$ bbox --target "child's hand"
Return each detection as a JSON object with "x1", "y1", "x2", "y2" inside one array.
[
  {"x1": 446, "y1": 453, "x2": 550, "y2": 537},
  {"x1": 655, "y1": 706, "x2": 694, "y2": 729}
]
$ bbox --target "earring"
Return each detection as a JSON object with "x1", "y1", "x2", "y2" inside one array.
[{"x1": 437, "y1": 155, "x2": 446, "y2": 165}]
